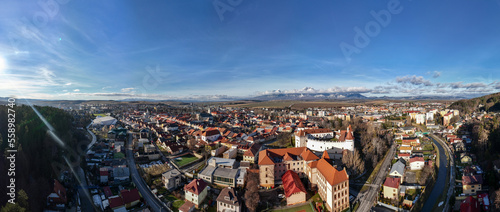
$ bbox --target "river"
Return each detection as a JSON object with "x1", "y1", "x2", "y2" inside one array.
[{"x1": 421, "y1": 136, "x2": 448, "y2": 211}]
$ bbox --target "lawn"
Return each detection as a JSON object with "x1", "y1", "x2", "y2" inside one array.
[
  {"x1": 164, "y1": 194, "x2": 185, "y2": 212},
  {"x1": 113, "y1": 152, "x2": 125, "y2": 159},
  {"x1": 272, "y1": 203, "x2": 314, "y2": 212},
  {"x1": 93, "y1": 113, "x2": 108, "y2": 117},
  {"x1": 173, "y1": 154, "x2": 199, "y2": 167},
  {"x1": 172, "y1": 200, "x2": 185, "y2": 211}
]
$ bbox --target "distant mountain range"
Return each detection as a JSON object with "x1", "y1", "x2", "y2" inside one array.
[
  {"x1": 251, "y1": 92, "x2": 368, "y2": 100},
  {"x1": 0, "y1": 93, "x2": 487, "y2": 105}
]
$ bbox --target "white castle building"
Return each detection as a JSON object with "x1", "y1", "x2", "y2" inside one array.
[{"x1": 295, "y1": 126, "x2": 354, "y2": 153}]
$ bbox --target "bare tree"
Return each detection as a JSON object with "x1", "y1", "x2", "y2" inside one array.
[
  {"x1": 343, "y1": 150, "x2": 365, "y2": 175},
  {"x1": 495, "y1": 189, "x2": 500, "y2": 210},
  {"x1": 244, "y1": 171, "x2": 260, "y2": 212},
  {"x1": 187, "y1": 136, "x2": 197, "y2": 150}
]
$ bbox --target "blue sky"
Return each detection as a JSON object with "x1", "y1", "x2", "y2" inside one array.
[{"x1": 1, "y1": 0, "x2": 500, "y2": 100}]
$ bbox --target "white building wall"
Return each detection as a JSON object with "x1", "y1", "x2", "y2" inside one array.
[{"x1": 306, "y1": 139, "x2": 354, "y2": 152}]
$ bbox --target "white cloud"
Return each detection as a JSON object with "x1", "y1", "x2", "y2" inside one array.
[
  {"x1": 65, "y1": 82, "x2": 72, "y2": 86},
  {"x1": 121, "y1": 87, "x2": 136, "y2": 92},
  {"x1": 396, "y1": 75, "x2": 433, "y2": 86},
  {"x1": 73, "y1": 89, "x2": 80, "y2": 92},
  {"x1": 260, "y1": 86, "x2": 372, "y2": 95},
  {"x1": 432, "y1": 71, "x2": 441, "y2": 78}
]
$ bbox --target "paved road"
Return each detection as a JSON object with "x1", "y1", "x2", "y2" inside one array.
[
  {"x1": 356, "y1": 144, "x2": 396, "y2": 212},
  {"x1": 76, "y1": 167, "x2": 97, "y2": 212},
  {"x1": 85, "y1": 123, "x2": 97, "y2": 154},
  {"x1": 126, "y1": 132, "x2": 171, "y2": 212}
]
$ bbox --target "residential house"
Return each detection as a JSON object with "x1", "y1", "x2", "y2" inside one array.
[
  {"x1": 389, "y1": 160, "x2": 405, "y2": 183},
  {"x1": 100, "y1": 168, "x2": 109, "y2": 184},
  {"x1": 463, "y1": 175, "x2": 483, "y2": 195},
  {"x1": 460, "y1": 196, "x2": 480, "y2": 212},
  {"x1": 242, "y1": 143, "x2": 262, "y2": 163},
  {"x1": 223, "y1": 147, "x2": 237, "y2": 159},
  {"x1": 460, "y1": 153, "x2": 473, "y2": 164},
  {"x1": 46, "y1": 180, "x2": 67, "y2": 209},
  {"x1": 113, "y1": 167, "x2": 130, "y2": 182},
  {"x1": 216, "y1": 187, "x2": 242, "y2": 212},
  {"x1": 202, "y1": 129, "x2": 221, "y2": 142},
  {"x1": 282, "y1": 170, "x2": 307, "y2": 206},
  {"x1": 162, "y1": 169, "x2": 183, "y2": 190},
  {"x1": 399, "y1": 146, "x2": 413, "y2": 154},
  {"x1": 383, "y1": 177, "x2": 401, "y2": 199},
  {"x1": 121, "y1": 189, "x2": 141, "y2": 208},
  {"x1": 184, "y1": 179, "x2": 208, "y2": 208},
  {"x1": 109, "y1": 196, "x2": 125, "y2": 211},
  {"x1": 165, "y1": 143, "x2": 185, "y2": 155},
  {"x1": 410, "y1": 156, "x2": 425, "y2": 171}
]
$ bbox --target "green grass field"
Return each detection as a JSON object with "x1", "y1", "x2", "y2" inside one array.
[
  {"x1": 93, "y1": 113, "x2": 108, "y2": 117},
  {"x1": 113, "y1": 152, "x2": 125, "y2": 159},
  {"x1": 173, "y1": 154, "x2": 199, "y2": 167}
]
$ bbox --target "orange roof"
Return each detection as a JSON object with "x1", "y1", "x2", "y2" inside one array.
[
  {"x1": 321, "y1": 151, "x2": 331, "y2": 160},
  {"x1": 301, "y1": 148, "x2": 320, "y2": 161},
  {"x1": 308, "y1": 160, "x2": 319, "y2": 168},
  {"x1": 316, "y1": 158, "x2": 349, "y2": 186},
  {"x1": 282, "y1": 170, "x2": 307, "y2": 198},
  {"x1": 400, "y1": 146, "x2": 412, "y2": 151},
  {"x1": 258, "y1": 147, "x2": 319, "y2": 165},
  {"x1": 283, "y1": 152, "x2": 294, "y2": 161}
]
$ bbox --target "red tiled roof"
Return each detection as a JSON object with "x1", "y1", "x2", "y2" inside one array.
[
  {"x1": 383, "y1": 177, "x2": 400, "y2": 189},
  {"x1": 103, "y1": 186, "x2": 113, "y2": 197},
  {"x1": 410, "y1": 156, "x2": 424, "y2": 163},
  {"x1": 184, "y1": 179, "x2": 208, "y2": 195},
  {"x1": 258, "y1": 147, "x2": 318, "y2": 165},
  {"x1": 460, "y1": 196, "x2": 480, "y2": 212},
  {"x1": 51, "y1": 179, "x2": 67, "y2": 203},
  {"x1": 121, "y1": 188, "x2": 140, "y2": 204},
  {"x1": 203, "y1": 129, "x2": 220, "y2": 137},
  {"x1": 282, "y1": 170, "x2": 307, "y2": 198},
  {"x1": 462, "y1": 175, "x2": 483, "y2": 185},
  {"x1": 109, "y1": 196, "x2": 125, "y2": 209},
  {"x1": 316, "y1": 158, "x2": 349, "y2": 186},
  {"x1": 295, "y1": 128, "x2": 332, "y2": 136}
]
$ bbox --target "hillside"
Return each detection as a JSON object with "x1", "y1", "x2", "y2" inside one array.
[
  {"x1": 0, "y1": 105, "x2": 88, "y2": 211},
  {"x1": 449, "y1": 92, "x2": 500, "y2": 114}
]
